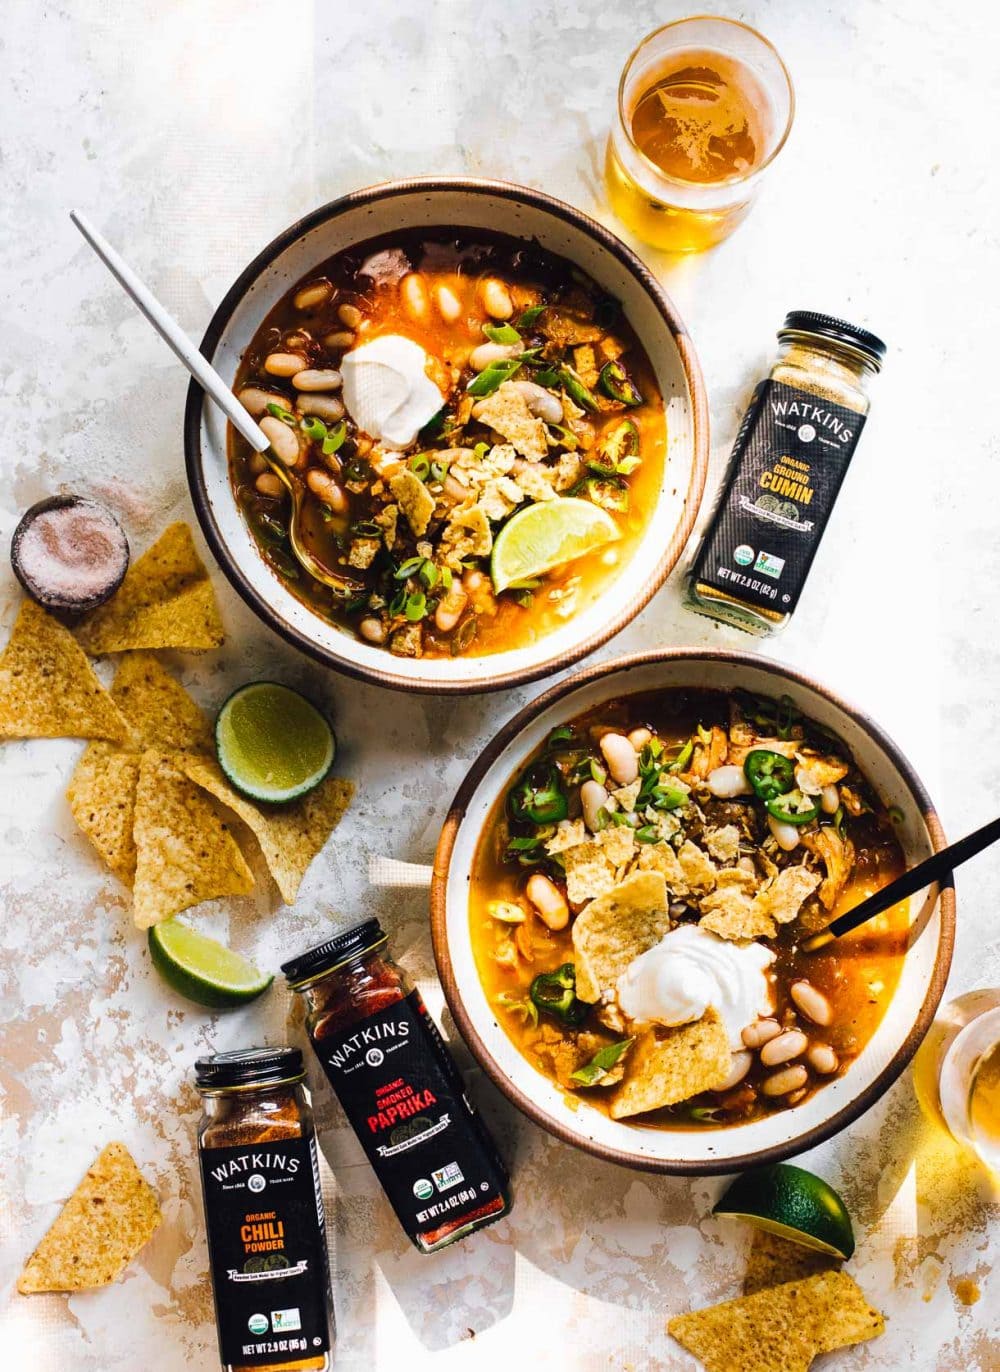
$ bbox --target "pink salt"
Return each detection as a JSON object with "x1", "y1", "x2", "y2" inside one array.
[{"x1": 18, "y1": 504, "x2": 126, "y2": 602}]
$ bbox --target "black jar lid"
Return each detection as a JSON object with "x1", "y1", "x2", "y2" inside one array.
[
  {"x1": 281, "y1": 918, "x2": 387, "y2": 988},
  {"x1": 779, "y1": 311, "x2": 886, "y2": 368},
  {"x1": 194, "y1": 1046, "x2": 304, "y2": 1091}
]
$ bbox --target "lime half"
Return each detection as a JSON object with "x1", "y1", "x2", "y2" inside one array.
[
  {"x1": 490, "y1": 498, "x2": 620, "y2": 594},
  {"x1": 149, "y1": 920, "x2": 273, "y2": 1009},
  {"x1": 216, "y1": 682, "x2": 335, "y2": 803},
  {"x1": 713, "y1": 1163, "x2": 855, "y2": 1259}
]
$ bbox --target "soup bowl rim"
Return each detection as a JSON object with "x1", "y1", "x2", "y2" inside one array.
[
  {"x1": 183, "y1": 175, "x2": 709, "y2": 693},
  {"x1": 430, "y1": 647, "x2": 956, "y2": 1174}
]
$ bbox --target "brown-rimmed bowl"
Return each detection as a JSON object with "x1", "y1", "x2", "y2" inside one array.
[
  {"x1": 431, "y1": 649, "x2": 955, "y2": 1173},
  {"x1": 184, "y1": 178, "x2": 708, "y2": 694}
]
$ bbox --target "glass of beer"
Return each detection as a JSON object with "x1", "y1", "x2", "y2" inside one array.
[
  {"x1": 605, "y1": 17, "x2": 794, "y2": 253},
  {"x1": 937, "y1": 1004, "x2": 1000, "y2": 1172}
]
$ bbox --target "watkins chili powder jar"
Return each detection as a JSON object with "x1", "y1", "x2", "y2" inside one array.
[
  {"x1": 282, "y1": 920, "x2": 511, "y2": 1252},
  {"x1": 194, "y1": 1048, "x2": 334, "y2": 1372},
  {"x1": 688, "y1": 311, "x2": 886, "y2": 634}
]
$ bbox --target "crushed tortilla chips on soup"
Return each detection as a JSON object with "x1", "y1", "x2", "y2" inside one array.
[
  {"x1": 75, "y1": 522, "x2": 224, "y2": 654},
  {"x1": 17, "y1": 1143, "x2": 161, "y2": 1293},
  {"x1": 0, "y1": 600, "x2": 129, "y2": 741}
]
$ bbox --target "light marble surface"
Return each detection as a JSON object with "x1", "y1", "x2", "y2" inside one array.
[{"x1": 1, "y1": 1, "x2": 998, "y2": 1368}]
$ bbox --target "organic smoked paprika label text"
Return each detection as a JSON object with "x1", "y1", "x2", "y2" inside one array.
[
  {"x1": 315, "y1": 990, "x2": 508, "y2": 1240},
  {"x1": 200, "y1": 1138, "x2": 332, "y2": 1368},
  {"x1": 692, "y1": 379, "x2": 866, "y2": 614}
]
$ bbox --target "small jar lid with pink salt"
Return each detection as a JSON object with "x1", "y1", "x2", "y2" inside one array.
[{"x1": 10, "y1": 495, "x2": 130, "y2": 616}]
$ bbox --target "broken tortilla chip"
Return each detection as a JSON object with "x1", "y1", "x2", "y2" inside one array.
[
  {"x1": 667, "y1": 1270, "x2": 884, "y2": 1372},
  {"x1": 132, "y1": 750, "x2": 254, "y2": 928},
  {"x1": 608, "y1": 1008, "x2": 730, "y2": 1119},
  {"x1": 176, "y1": 753, "x2": 354, "y2": 904},
  {"x1": 108, "y1": 652, "x2": 213, "y2": 751},
  {"x1": 67, "y1": 745, "x2": 142, "y2": 886},
  {"x1": 75, "y1": 522, "x2": 224, "y2": 653},
  {"x1": 572, "y1": 871, "x2": 669, "y2": 1003},
  {"x1": 0, "y1": 600, "x2": 130, "y2": 741},
  {"x1": 17, "y1": 1142, "x2": 161, "y2": 1293},
  {"x1": 699, "y1": 888, "x2": 777, "y2": 942},
  {"x1": 742, "y1": 1230, "x2": 839, "y2": 1296}
]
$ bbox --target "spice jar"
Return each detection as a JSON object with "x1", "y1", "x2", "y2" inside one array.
[
  {"x1": 688, "y1": 311, "x2": 886, "y2": 634},
  {"x1": 282, "y1": 919, "x2": 511, "y2": 1253},
  {"x1": 195, "y1": 1047, "x2": 334, "y2": 1372}
]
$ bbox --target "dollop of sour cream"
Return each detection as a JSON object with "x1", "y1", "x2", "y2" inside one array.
[
  {"x1": 616, "y1": 924, "x2": 774, "y2": 1049},
  {"x1": 340, "y1": 334, "x2": 443, "y2": 449}
]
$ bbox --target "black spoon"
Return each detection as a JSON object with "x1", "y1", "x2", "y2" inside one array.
[{"x1": 801, "y1": 814, "x2": 1000, "y2": 952}]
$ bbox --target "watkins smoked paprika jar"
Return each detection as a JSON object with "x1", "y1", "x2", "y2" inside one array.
[
  {"x1": 194, "y1": 1048, "x2": 334, "y2": 1372},
  {"x1": 282, "y1": 920, "x2": 511, "y2": 1253},
  {"x1": 688, "y1": 311, "x2": 886, "y2": 634}
]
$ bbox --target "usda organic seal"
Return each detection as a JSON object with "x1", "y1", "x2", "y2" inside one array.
[{"x1": 248, "y1": 1313, "x2": 269, "y2": 1336}]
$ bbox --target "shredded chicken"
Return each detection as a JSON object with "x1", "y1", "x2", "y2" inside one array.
[{"x1": 801, "y1": 827, "x2": 855, "y2": 910}]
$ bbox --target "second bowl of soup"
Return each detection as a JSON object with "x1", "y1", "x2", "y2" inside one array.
[
  {"x1": 185, "y1": 179, "x2": 707, "y2": 691},
  {"x1": 431, "y1": 651, "x2": 955, "y2": 1173}
]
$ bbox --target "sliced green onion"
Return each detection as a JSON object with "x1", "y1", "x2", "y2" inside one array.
[
  {"x1": 466, "y1": 357, "x2": 523, "y2": 396},
  {"x1": 517, "y1": 304, "x2": 546, "y2": 328},
  {"x1": 266, "y1": 401, "x2": 298, "y2": 425},
  {"x1": 409, "y1": 452, "x2": 431, "y2": 479},
  {"x1": 300, "y1": 415, "x2": 328, "y2": 442},
  {"x1": 394, "y1": 556, "x2": 425, "y2": 580},
  {"x1": 404, "y1": 591, "x2": 427, "y2": 621},
  {"x1": 322, "y1": 420, "x2": 347, "y2": 455},
  {"x1": 483, "y1": 322, "x2": 522, "y2": 346}
]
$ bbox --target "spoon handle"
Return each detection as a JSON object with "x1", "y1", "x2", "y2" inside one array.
[
  {"x1": 802, "y1": 813, "x2": 1000, "y2": 951},
  {"x1": 70, "y1": 210, "x2": 269, "y2": 453}
]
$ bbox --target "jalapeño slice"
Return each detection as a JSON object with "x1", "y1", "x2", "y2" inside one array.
[
  {"x1": 598, "y1": 361, "x2": 643, "y2": 407},
  {"x1": 530, "y1": 963, "x2": 589, "y2": 1026},
  {"x1": 508, "y1": 762, "x2": 569, "y2": 825},
  {"x1": 744, "y1": 749, "x2": 796, "y2": 802},
  {"x1": 766, "y1": 789, "x2": 820, "y2": 826}
]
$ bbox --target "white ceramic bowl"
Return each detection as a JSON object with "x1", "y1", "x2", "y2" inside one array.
[
  {"x1": 184, "y1": 178, "x2": 708, "y2": 693},
  {"x1": 431, "y1": 650, "x2": 955, "y2": 1174}
]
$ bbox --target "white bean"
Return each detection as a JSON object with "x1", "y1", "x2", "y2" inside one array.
[
  {"x1": 470, "y1": 341, "x2": 520, "y2": 372},
  {"x1": 238, "y1": 386, "x2": 290, "y2": 418},
  {"x1": 264, "y1": 352, "x2": 309, "y2": 377},
  {"x1": 627, "y1": 727, "x2": 652, "y2": 751},
  {"x1": 260, "y1": 416, "x2": 300, "y2": 466},
  {"x1": 359, "y1": 616, "x2": 385, "y2": 645},
  {"x1": 768, "y1": 813, "x2": 801, "y2": 851},
  {"x1": 401, "y1": 272, "x2": 430, "y2": 322},
  {"x1": 790, "y1": 980, "x2": 833, "y2": 1027},
  {"x1": 807, "y1": 1043, "x2": 839, "y2": 1075},
  {"x1": 716, "y1": 1051, "x2": 752, "y2": 1092},
  {"x1": 292, "y1": 368, "x2": 342, "y2": 392},
  {"x1": 821, "y1": 784, "x2": 840, "y2": 814},
  {"x1": 248, "y1": 452, "x2": 268, "y2": 476},
  {"x1": 760, "y1": 1029, "x2": 808, "y2": 1067},
  {"x1": 761, "y1": 1064, "x2": 809, "y2": 1097},
  {"x1": 707, "y1": 765, "x2": 753, "y2": 798},
  {"x1": 337, "y1": 302, "x2": 363, "y2": 329},
  {"x1": 510, "y1": 379, "x2": 563, "y2": 425},
  {"x1": 741, "y1": 1018, "x2": 781, "y2": 1050},
  {"x1": 296, "y1": 393, "x2": 345, "y2": 422},
  {"x1": 599, "y1": 733, "x2": 639, "y2": 786},
  {"x1": 306, "y1": 468, "x2": 349, "y2": 513},
  {"x1": 480, "y1": 277, "x2": 513, "y2": 320},
  {"x1": 434, "y1": 584, "x2": 469, "y2": 633},
  {"x1": 525, "y1": 874, "x2": 569, "y2": 931},
  {"x1": 254, "y1": 472, "x2": 284, "y2": 497},
  {"x1": 293, "y1": 280, "x2": 333, "y2": 312},
  {"x1": 435, "y1": 283, "x2": 463, "y2": 323},
  {"x1": 322, "y1": 330, "x2": 356, "y2": 350},
  {"x1": 581, "y1": 779, "x2": 610, "y2": 833}
]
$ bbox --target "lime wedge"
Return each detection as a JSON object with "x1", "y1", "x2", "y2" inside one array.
[
  {"x1": 215, "y1": 682, "x2": 335, "y2": 803},
  {"x1": 713, "y1": 1163, "x2": 855, "y2": 1260},
  {"x1": 490, "y1": 498, "x2": 620, "y2": 594},
  {"x1": 149, "y1": 920, "x2": 273, "y2": 1008}
]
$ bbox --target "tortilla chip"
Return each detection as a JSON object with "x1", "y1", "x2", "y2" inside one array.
[
  {"x1": 699, "y1": 888, "x2": 777, "y2": 942},
  {"x1": 608, "y1": 1009, "x2": 730, "y2": 1119},
  {"x1": 678, "y1": 839, "x2": 718, "y2": 892},
  {"x1": 75, "y1": 522, "x2": 224, "y2": 653},
  {"x1": 704, "y1": 824, "x2": 741, "y2": 863},
  {"x1": 0, "y1": 601, "x2": 129, "y2": 741},
  {"x1": 109, "y1": 652, "x2": 213, "y2": 751},
  {"x1": 753, "y1": 865, "x2": 821, "y2": 925},
  {"x1": 132, "y1": 751, "x2": 254, "y2": 928},
  {"x1": 67, "y1": 746, "x2": 142, "y2": 885},
  {"x1": 545, "y1": 818, "x2": 587, "y2": 855},
  {"x1": 572, "y1": 871, "x2": 670, "y2": 1002},
  {"x1": 388, "y1": 470, "x2": 435, "y2": 537},
  {"x1": 742, "y1": 1230, "x2": 839, "y2": 1296},
  {"x1": 472, "y1": 382, "x2": 549, "y2": 462},
  {"x1": 176, "y1": 754, "x2": 354, "y2": 904},
  {"x1": 637, "y1": 840, "x2": 687, "y2": 891},
  {"x1": 667, "y1": 1270, "x2": 884, "y2": 1371},
  {"x1": 17, "y1": 1142, "x2": 161, "y2": 1293},
  {"x1": 440, "y1": 503, "x2": 492, "y2": 568},
  {"x1": 563, "y1": 827, "x2": 638, "y2": 906}
]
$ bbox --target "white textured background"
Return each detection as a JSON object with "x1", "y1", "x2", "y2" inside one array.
[{"x1": 1, "y1": 1, "x2": 998, "y2": 1368}]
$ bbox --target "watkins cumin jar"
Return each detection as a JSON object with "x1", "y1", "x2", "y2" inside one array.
[
  {"x1": 282, "y1": 920, "x2": 511, "y2": 1252},
  {"x1": 688, "y1": 311, "x2": 886, "y2": 634},
  {"x1": 195, "y1": 1048, "x2": 334, "y2": 1372}
]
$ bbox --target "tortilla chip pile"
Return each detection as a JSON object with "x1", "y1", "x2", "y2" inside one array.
[
  {"x1": 66, "y1": 653, "x2": 353, "y2": 925},
  {"x1": 17, "y1": 1143, "x2": 161, "y2": 1293},
  {"x1": 1, "y1": 521, "x2": 353, "y2": 922}
]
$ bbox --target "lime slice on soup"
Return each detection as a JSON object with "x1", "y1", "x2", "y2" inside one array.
[
  {"x1": 215, "y1": 682, "x2": 335, "y2": 803},
  {"x1": 149, "y1": 920, "x2": 273, "y2": 1008},
  {"x1": 490, "y1": 498, "x2": 620, "y2": 594},
  {"x1": 713, "y1": 1163, "x2": 855, "y2": 1259}
]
